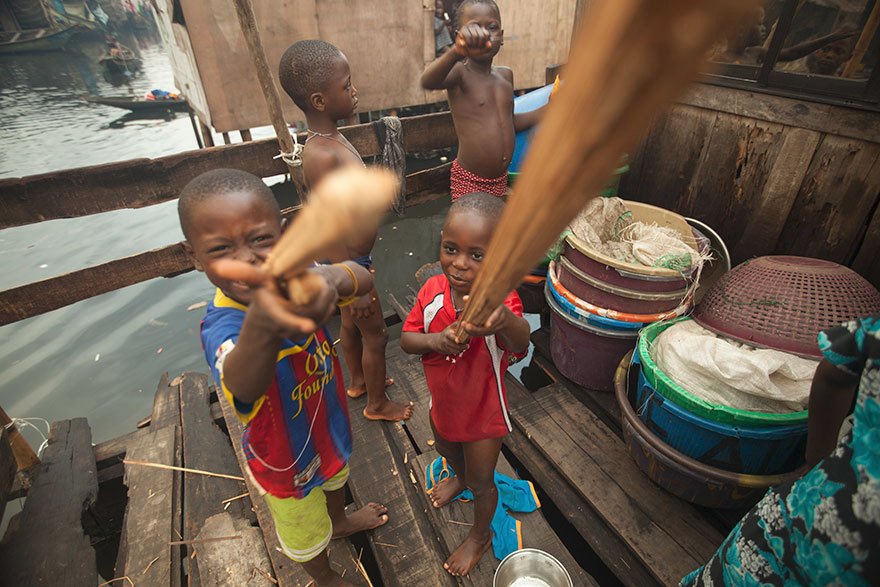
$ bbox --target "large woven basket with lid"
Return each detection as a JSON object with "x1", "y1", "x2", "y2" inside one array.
[{"x1": 693, "y1": 256, "x2": 880, "y2": 358}]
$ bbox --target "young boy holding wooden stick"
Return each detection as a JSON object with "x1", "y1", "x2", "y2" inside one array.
[
  {"x1": 180, "y1": 169, "x2": 389, "y2": 587},
  {"x1": 279, "y1": 39, "x2": 413, "y2": 423},
  {"x1": 421, "y1": 0, "x2": 544, "y2": 201},
  {"x1": 400, "y1": 193, "x2": 530, "y2": 576}
]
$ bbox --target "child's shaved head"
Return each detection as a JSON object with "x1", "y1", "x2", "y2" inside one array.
[
  {"x1": 456, "y1": 0, "x2": 500, "y2": 23},
  {"x1": 448, "y1": 192, "x2": 504, "y2": 222},
  {"x1": 279, "y1": 40, "x2": 344, "y2": 111},
  {"x1": 178, "y1": 168, "x2": 278, "y2": 240}
]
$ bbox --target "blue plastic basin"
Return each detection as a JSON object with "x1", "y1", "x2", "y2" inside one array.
[{"x1": 631, "y1": 350, "x2": 807, "y2": 475}]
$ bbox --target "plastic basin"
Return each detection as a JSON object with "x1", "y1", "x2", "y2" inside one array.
[
  {"x1": 546, "y1": 284, "x2": 638, "y2": 392},
  {"x1": 638, "y1": 318, "x2": 809, "y2": 427},
  {"x1": 614, "y1": 352, "x2": 802, "y2": 509}
]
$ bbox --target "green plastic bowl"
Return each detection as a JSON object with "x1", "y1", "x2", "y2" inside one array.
[{"x1": 638, "y1": 317, "x2": 809, "y2": 427}]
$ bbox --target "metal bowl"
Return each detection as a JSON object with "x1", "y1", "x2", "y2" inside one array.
[{"x1": 494, "y1": 549, "x2": 573, "y2": 587}]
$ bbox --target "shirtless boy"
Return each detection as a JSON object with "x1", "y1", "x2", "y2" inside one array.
[
  {"x1": 421, "y1": 0, "x2": 543, "y2": 200},
  {"x1": 279, "y1": 40, "x2": 413, "y2": 422}
]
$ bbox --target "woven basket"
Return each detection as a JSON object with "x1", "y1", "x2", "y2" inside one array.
[{"x1": 693, "y1": 256, "x2": 880, "y2": 358}]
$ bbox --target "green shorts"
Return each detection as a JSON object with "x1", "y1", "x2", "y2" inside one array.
[{"x1": 263, "y1": 466, "x2": 349, "y2": 562}]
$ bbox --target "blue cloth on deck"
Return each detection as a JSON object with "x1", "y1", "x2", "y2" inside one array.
[{"x1": 424, "y1": 456, "x2": 541, "y2": 561}]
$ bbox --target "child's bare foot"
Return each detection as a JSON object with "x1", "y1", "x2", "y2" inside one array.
[
  {"x1": 346, "y1": 376, "x2": 394, "y2": 399},
  {"x1": 429, "y1": 476, "x2": 465, "y2": 508},
  {"x1": 332, "y1": 502, "x2": 389, "y2": 539},
  {"x1": 363, "y1": 399, "x2": 413, "y2": 421},
  {"x1": 443, "y1": 534, "x2": 492, "y2": 576}
]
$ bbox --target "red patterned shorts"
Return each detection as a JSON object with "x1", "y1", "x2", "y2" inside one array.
[{"x1": 450, "y1": 159, "x2": 508, "y2": 201}]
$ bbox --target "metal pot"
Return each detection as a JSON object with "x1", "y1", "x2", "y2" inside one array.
[{"x1": 493, "y1": 549, "x2": 573, "y2": 587}]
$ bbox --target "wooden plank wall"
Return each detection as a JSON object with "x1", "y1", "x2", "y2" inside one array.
[
  {"x1": 619, "y1": 84, "x2": 880, "y2": 289},
  {"x1": 167, "y1": 0, "x2": 576, "y2": 132}
]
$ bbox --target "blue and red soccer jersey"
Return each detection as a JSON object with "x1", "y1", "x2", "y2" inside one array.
[
  {"x1": 201, "y1": 289, "x2": 351, "y2": 499},
  {"x1": 403, "y1": 275, "x2": 524, "y2": 442}
]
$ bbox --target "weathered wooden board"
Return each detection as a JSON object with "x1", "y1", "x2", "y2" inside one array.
[
  {"x1": 679, "y1": 83, "x2": 880, "y2": 144},
  {"x1": 345, "y1": 381, "x2": 455, "y2": 586},
  {"x1": 115, "y1": 425, "x2": 180, "y2": 586},
  {"x1": 178, "y1": 372, "x2": 254, "y2": 583},
  {"x1": 216, "y1": 385, "x2": 363, "y2": 586},
  {"x1": 503, "y1": 378, "x2": 658, "y2": 587},
  {"x1": 0, "y1": 111, "x2": 455, "y2": 230},
  {"x1": 621, "y1": 105, "x2": 717, "y2": 212},
  {"x1": 0, "y1": 428, "x2": 16, "y2": 524},
  {"x1": 194, "y1": 512, "x2": 276, "y2": 586},
  {"x1": 776, "y1": 136, "x2": 880, "y2": 264},
  {"x1": 0, "y1": 418, "x2": 98, "y2": 585},
  {"x1": 731, "y1": 127, "x2": 822, "y2": 261},
  {"x1": 508, "y1": 385, "x2": 723, "y2": 586},
  {"x1": 0, "y1": 165, "x2": 450, "y2": 327}
]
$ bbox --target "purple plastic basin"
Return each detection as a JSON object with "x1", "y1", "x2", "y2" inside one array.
[
  {"x1": 562, "y1": 240, "x2": 688, "y2": 293},
  {"x1": 614, "y1": 352, "x2": 801, "y2": 509},
  {"x1": 547, "y1": 286, "x2": 638, "y2": 392},
  {"x1": 557, "y1": 254, "x2": 687, "y2": 314}
]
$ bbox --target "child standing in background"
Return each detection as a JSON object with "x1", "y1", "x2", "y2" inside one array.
[
  {"x1": 279, "y1": 40, "x2": 413, "y2": 423},
  {"x1": 401, "y1": 193, "x2": 530, "y2": 576},
  {"x1": 421, "y1": 0, "x2": 544, "y2": 201}
]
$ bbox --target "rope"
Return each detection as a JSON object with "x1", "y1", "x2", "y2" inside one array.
[
  {"x1": 273, "y1": 129, "x2": 304, "y2": 167},
  {"x1": 7, "y1": 417, "x2": 51, "y2": 458},
  {"x1": 374, "y1": 116, "x2": 406, "y2": 215}
]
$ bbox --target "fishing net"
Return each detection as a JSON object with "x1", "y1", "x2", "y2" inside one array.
[
  {"x1": 374, "y1": 116, "x2": 406, "y2": 215},
  {"x1": 650, "y1": 319, "x2": 817, "y2": 413},
  {"x1": 567, "y1": 197, "x2": 711, "y2": 272}
]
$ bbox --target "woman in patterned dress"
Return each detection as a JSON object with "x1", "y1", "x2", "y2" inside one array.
[{"x1": 682, "y1": 314, "x2": 880, "y2": 586}]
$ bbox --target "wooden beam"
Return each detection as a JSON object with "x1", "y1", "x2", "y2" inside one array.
[
  {"x1": 0, "y1": 165, "x2": 450, "y2": 326},
  {"x1": 679, "y1": 83, "x2": 880, "y2": 144},
  {"x1": 0, "y1": 428, "x2": 15, "y2": 522},
  {"x1": 0, "y1": 112, "x2": 456, "y2": 230},
  {"x1": 0, "y1": 419, "x2": 99, "y2": 585}
]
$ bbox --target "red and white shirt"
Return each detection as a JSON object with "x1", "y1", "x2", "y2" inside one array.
[{"x1": 403, "y1": 275, "x2": 524, "y2": 442}]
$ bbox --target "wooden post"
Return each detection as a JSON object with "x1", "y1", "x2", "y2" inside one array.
[
  {"x1": 842, "y1": 2, "x2": 880, "y2": 78},
  {"x1": 239, "y1": 129, "x2": 252, "y2": 141},
  {"x1": 188, "y1": 108, "x2": 204, "y2": 149},
  {"x1": 230, "y1": 0, "x2": 305, "y2": 204},
  {"x1": 199, "y1": 119, "x2": 215, "y2": 147},
  {"x1": 0, "y1": 406, "x2": 40, "y2": 471}
]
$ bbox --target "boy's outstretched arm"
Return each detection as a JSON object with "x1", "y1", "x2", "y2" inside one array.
[
  {"x1": 421, "y1": 46, "x2": 464, "y2": 90},
  {"x1": 513, "y1": 105, "x2": 546, "y2": 132},
  {"x1": 216, "y1": 261, "x2": 372, "y2": 404}
]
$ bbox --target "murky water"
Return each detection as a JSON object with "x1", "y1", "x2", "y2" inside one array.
[{"x1": 0, "y1": 30, "x2": 455, "y2": 448}]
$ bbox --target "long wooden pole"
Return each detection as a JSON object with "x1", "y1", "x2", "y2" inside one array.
[
  {"x1": 230, "y1": 0, "x2": 305, "y2": 204},
  {"x1": 0, "y1": 406, "x2": 40, "y2": 471},
  {"x1": 842, "y1": 2, "x2": 880, "y2": 78},
  {"x1": 456, "y1": 0, "x2": 761, "y2": 337}
]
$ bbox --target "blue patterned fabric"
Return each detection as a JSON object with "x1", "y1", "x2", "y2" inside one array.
[{"x1": 682, "y1": 315, "x2": 880, "y2": 586}]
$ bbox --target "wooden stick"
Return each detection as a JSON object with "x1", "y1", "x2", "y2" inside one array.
[
  {"x1": 0, "y1": 406, "x2": 40, "y2": 470},
  {"x1": 456, "y1": 0, "x2": 761, "y2": 337},
  {"x1": 124, "y1": 459, "x2": 245, "y2": 481},
  {"x1": 842, "y1": 2, "x2": 880, "y2": 78},
  {"x1": 230, "y1": 0, "x2": 304, "y2": 203},
  {"x1": 263, "y1": 166, "x2": 398, "y2": 302},
  {"x1": 221, "y1": 492, "x2": 250, "y2": 505},
  {"x1": 169, "y1": 535, "x2": 241, "y2": 546}
]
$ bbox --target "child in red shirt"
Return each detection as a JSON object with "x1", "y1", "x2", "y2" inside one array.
[{"x1": 401, "y1": 192, "x2": 530, "y2": 576}]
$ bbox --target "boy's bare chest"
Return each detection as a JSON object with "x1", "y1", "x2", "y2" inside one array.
[{"x1": 458, "y1": 72, "x2": 513, "y2": 112}]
